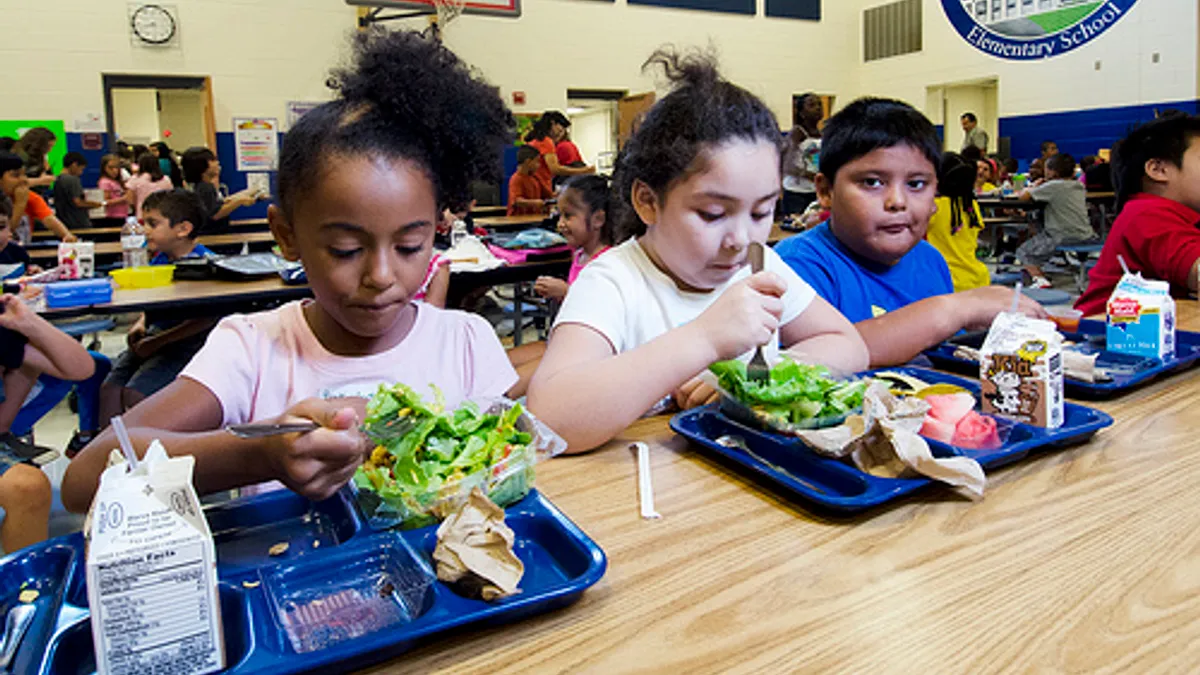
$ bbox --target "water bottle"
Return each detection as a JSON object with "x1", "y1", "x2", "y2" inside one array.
[
  {"x1": 450, "y1": 218, "x2": 468, "y2": 248},
  {"x1": 120, "y1": 216, "x2": 148, "y2": 268}
]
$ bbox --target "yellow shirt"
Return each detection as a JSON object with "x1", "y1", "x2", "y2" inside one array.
[{"x1": 926, "y1": 196, "x2": 990, "y2": 292}]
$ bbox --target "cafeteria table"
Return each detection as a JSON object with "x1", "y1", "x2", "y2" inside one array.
[
  {"x1": 356, "y1": 301, "x2": 1200, "y2": 673},
  {"x1": 38, "y1": 218, "x2": 270, "y2": 242},
  {"x1": 29, "y1": 231, "x2": 279, "y2": 264}
]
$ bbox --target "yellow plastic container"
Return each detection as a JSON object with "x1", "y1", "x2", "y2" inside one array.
[{"x1": 109, "y1": 265, "x2": 176, "y2": 289}]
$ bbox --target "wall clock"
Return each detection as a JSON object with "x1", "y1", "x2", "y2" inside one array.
[{"x1": 130, "y1": 4, "x2": 177, "y2": 45}]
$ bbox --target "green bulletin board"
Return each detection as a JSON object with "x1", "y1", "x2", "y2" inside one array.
[{"x1": 0, "y1": 120, "x2": 68, "y2": 173}]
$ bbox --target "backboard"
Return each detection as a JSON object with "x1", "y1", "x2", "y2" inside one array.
[{"x1": 345, "y1": 0, "x2": 520, "y2": 18}]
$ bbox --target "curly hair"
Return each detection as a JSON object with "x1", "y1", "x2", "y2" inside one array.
[
  {"x1": 277, "y1": 29, "x2": 514, "y2": 218},
  {"x1": 612, "y1": 46, "x2": 783, "y2": 237}
]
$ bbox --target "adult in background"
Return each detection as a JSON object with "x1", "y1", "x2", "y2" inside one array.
[
  {"x1": 12, "y1": 127, "x2": 57, "y2": 190},
  {"x1": 782, "y1": 93, "x2": 823, "y2": 215},
  {"x1": 960, "y1": 112, "x2": 988, "y2": 154},
  {"x1": 554, "y1": 130, "x2": 588, "y2": 188},
  {"x1": 524, "y1": 111, "x2": 593, "y2": 194}
]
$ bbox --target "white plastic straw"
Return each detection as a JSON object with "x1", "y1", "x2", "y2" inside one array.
[
  {"x1": 633, "y1": 442, "x2": 661, "y2": 520},
  {"x1": 110, "y1": 416, "x2": 139, "y2": 470},
  {"x1": 1118, "y1": 254, "x2": 1131, "y2": 276},
  {"x1": 1010, "y1": 281, "x2": 1023, "y2": 313}
]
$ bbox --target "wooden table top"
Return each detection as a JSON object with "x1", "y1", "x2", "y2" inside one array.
[
  {"x1": 474, "y1": 214, "x2": 548, "y2": 228},
  {"x1": 30, "y1": 232, "x2": 278, "y2": 262},
  {"x1": 39, "y1": 218, "x2": 269, "y2": 240},
  {"x1": 358, "y1": 300, "x2": 1200, "y2": 673}
]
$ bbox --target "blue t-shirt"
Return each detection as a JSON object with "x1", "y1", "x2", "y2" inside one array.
[
  {"x1": 150, "y1": 243, "x2": 213, "y2": 266},
  {"x1": 774, "y1": 221, "x2": 953, "y2": 323}
]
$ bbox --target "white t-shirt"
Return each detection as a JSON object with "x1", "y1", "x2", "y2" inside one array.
[
  {"x1": 182, "y1": 300, "x2": 518, "y2": 427},
  {"x1": 553, "y1": 238, "x2": 816, "y2": 363}
]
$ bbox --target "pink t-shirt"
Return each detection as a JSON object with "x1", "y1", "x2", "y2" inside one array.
[
  {"x1": 181, "y1": 300, "x2": 518, "y2": 428},
  {"x1": 98, "y1": 176, "x2": 130, "y2": 219},
  {"x1": 567, "y1": 246, "x2": 609, "y2": 285},
  {"x1": 127, "y1": 174, "x2": 173, "y2": 219}
]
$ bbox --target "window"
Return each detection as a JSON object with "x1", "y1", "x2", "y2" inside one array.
[{"x1": 864, "y1": 0, "x2": 922, "y2": 62}]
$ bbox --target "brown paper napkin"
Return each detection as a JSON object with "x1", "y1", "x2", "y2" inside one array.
[
  {"x1": 798, "y1": 382, "x2": 987, "y2": 498},
  {"x1": 432, "y1": 488, "x2": 524, "y2": 601}
]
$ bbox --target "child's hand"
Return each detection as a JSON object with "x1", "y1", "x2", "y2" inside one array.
[
  {"x1": 262, "y1": 398, "x2": 370, "y2": 501},
  {"x1": 673, "y1": 376, "x2": 719, "y2": 410},
  {"x1": 126, "y1": 323, "x2": 147, "y2": 349},
  {"x1": 130, "y1": 336, "x2": 159, "y2": 359},
  {"x1": 957, "y1": 286, "x2": 1049, "y2": 331},
  {"x1": 0, "y1": 294, "x2": 38, "y2": 334},
  {"x1": 694, "y1": 271, "x2": 787, "y2": 361},
  {"x1": 533, "y1": 276, "x2": 568, "y2": 301}
]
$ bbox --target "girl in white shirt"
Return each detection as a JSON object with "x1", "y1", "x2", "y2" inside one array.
[{"x1": 527, "y1": 49, "x2": 869, "y2": 453}]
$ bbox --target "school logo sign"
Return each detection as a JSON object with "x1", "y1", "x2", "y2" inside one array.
[{"x1": 944, "y1": 0, "x2": 1137, "y2": 60}]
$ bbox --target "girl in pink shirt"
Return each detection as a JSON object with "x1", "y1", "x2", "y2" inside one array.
[
  {"x1": 96, "y1": 154, "x2": 131, "y2": 220},
  {"x1": 126, "y1": 152, "x2": 173, "y2": 219},
  {"x1": 62, "y1": 30, "x2": 520, "y2": 512}
]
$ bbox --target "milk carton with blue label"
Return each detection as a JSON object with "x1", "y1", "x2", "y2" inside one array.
[
  {"x1": 1106, "y1": 271, "x2": 1175, "y2": 360},
  {"x1": 979, "y1": 311, "x2": 1064, "y2": 429},
  {"x1": 86, "y1": 441, "x2": 224, "y2": 675}
]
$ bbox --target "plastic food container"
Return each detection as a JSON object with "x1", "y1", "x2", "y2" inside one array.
[
  {"x1": 259, "y1": 533, "x2": 434, "y2": 654},
  {"x1": 108, "y1": 264, "x2": 176, "y2": 289},
  {"x1": 43, "y1": 278, "x2": 114, "y2": 309},
  {"x1": 1047, "y1": 306, "x2": 1083, "y2": 333}
]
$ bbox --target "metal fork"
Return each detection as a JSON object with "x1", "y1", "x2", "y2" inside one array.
[{"x1": 746, "y1": 241, "x2": 770, "y2": 384}]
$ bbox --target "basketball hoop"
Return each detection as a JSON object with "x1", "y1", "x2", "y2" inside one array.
[{"x1": 428, "y1": 0, "x2": 466, "y2": 41}]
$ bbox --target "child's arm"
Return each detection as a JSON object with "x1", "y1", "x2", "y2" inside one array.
[
  {"x1": 212, "y1": 192, "x2": 256, "y2": 221},
  {"x1": 542, "y1": 153, "x2": 594, "y2": 178},
  {"x1": 40, "y1": 214, "x2": 78, "y2": 242},
  {"x1": 61, "y1": 379, "x2": 368, "y2": 513},
  {"x1": 854, "y1": 288, "x2": 1048, "y2": 367},
  {"x1": 0, "y1": 295, "x2": 94, "y2": 381},
  {"x1": 72, "y1": 194, "x2": 106, "y2": 210},
  {"x1": 512, "y1": 197, "x2": 548, "y2": 211},
  {"x1": 130, "y1": 318, "x2": 218, "y2": 358},
  {"x1": 528, "y1": 272, "x2": 787, "y2": 452},
  {"x1": 778, "y1": 295, "x2": 869, "y2": 373},
  {"x1": 421, "y1": 264, "x2": 450, "y2": 308}
]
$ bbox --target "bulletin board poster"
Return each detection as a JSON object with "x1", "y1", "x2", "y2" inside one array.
[
  {"x1": 0, "y1": 120, "x2": 68, "y2": 174},
  {"x1": 285, "y1": 101, "x2": 323, "y2": 130},
  {"x1": 233, "y1": 117, "x2": 279, "y2": 172}
]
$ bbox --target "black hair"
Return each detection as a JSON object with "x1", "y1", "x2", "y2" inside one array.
[
  {"x1": 137, "y1": 152, "x2": 164, "y2": 181},
  {"x1": 132, "y1": 144, "x2": 150, "y2": 161},
  {"x1": 1111, "y1": 111, "x2": 1200, "y2": 209},
  {"x1": 819, "y1": 97, "x2": 940, "y2": 185},
  {"x1": 961, "y1": 112, "x2": 978, "y2": 123},
  {"x1": 1040, "y1": 140, "x2": 1058, "y2": 153},
  {"x1": 1046, "y1": 153, "x2": 1075, "y2": 179},
  {"x1": 153, "y1": 143, "x2": 183, "y2": 187},
  {"x1": 961, "y1": 145, "x2": 983, "y2": 162},
  {"x1": 180, "y1": 147, "x2": 214, "y2": 185},
  {"x1": 62, "y1": 152, "x2": 87, "y2": 169},
  {"x1": 524, "y1": 111, "x2": 570, "y2": 143},
  {"x1": 277, "y1": 29, "x2": 514, "y2": 218},
  {"x1": 142, "y1": 189, "x2": 207, "y2": 238},
  {"x1": 937, "y1": 152, "x2": 981, "y2": 235},
  {"x1": 560, "y1": 174, "x2": 624, "y2": 246},
  {"x1": 1002, "y1": 157, "x2": 1019, "y2": 174},
  {"x1": 0, "y1": 138, "x2": 14, "y2": 153},
  {"x1": 0, "y1": 152, "x2": 23, "y2": 175},
  {"x1": 151, "y1": 142, "x2": 171, "y2": 157},
  {"x1": 516, "y1": 145, "x2": 540, "y2": 164},
  {"x1": 1080, "y1": 155, "x2": 1097, "y2": 172},
  {"x1": 613, "y1": 46, "x2": 782, "y2": 237},
  {"x1": 0, "y1": 195, "x2": 11, "y2": 219},
  {"x1": 794, "y1": 93, "x2": 820, "y2": 123}
]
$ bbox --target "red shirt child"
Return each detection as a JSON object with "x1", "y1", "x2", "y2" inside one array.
[{"x1": 1075, "y1": 194, "x2": 1200, "y2": 315}]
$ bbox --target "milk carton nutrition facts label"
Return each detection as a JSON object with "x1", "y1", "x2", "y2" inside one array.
[{"x1": 93, "y1": 540, "x2": 222, "y2": 675}]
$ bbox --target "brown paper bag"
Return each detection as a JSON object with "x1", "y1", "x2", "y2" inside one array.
[{"x1": 432, "y1": 488, "x2": 524, "y2": 601}]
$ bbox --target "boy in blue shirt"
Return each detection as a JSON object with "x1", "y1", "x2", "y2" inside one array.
[
  {"x1": 775, "y1": 98, "x2": 1045, "y2": 366},
  {"x1": 100, "y1": 189, "x2": 217, "y2": 421}
]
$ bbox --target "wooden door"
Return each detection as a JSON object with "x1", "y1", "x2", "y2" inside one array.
[{"x1": 617, "y1": 92, "x2": 656, "y2": 150}]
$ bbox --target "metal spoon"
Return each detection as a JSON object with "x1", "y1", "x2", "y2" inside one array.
[
  {"x1": 714, "y1": 434, "x2": 826, "y2": 494},
  {"x1": 0, "y1": 604, "x2": 35, "y2": 670},
  {"x1": 226, "y1": 422, "x2": 320, "y2": 439}
]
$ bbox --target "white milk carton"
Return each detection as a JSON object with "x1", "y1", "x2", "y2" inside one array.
[
  {"x1": 86, "y1": 441, "x2": 224, "y2": 675},
  {"x1": 1107, "y1": 272, "x2": 1176, "y2": 360},
  {"x1": 979, "y1": 311, "x2": 1065, "y2": 429},
  {"x1": 57, "y1": 241, "x2": 95, "y2": 279}
]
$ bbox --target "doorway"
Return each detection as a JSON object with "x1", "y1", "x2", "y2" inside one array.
[
  {"x1": 102, "y1": 74, "x2": 216, "y2": 153},
  {"x1": 927, "y1": 78, "x2": 999, "y2": 155}
]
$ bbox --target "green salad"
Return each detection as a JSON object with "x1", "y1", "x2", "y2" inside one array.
[
  {"x1": 353, "y1": 383, "x2": 535, "y2": 529},
  {"x1": 709, "y1": 358, "x2": 866, "y2": 426}
]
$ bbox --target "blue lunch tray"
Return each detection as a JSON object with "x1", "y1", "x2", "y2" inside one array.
[
  {"x1": 669, "y1": 367, "x2": 1113, "y2": 513},
  {"x1": 1, "y1": 488, "x2": 605, "y2": 675},
  {"x1": 924, "y1": 319, "x2": 1200, "y2": 399}
]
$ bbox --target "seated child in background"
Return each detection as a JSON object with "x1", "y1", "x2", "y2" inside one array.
[
  {"x1": 99, "y1": 189, "x2": 218, "y2": 424},
  {"x1": 127, "y1": 152, "x2": 174, "y2": 220},
  {"x1": 1076, "y1": 113, "x2": 1200, "y2": 314},
  {"x1": 774, "y1": 98, "x2": 1045, "y2": 368},
  {"x1": 508, "y1": 145, "x2": 552, "y2": 216},
  {"x1": 926, "y1": 152, "x2": 990, "y2": 292},
  {"x1": 0, "y1": 293, "x2": 95, "y2": 553},
  {"x1": 974, "y1": 157, "x2": 998, "y2": 195},
  {"x1": 527, "y1": 49, "x2": 868, "y2": 453},
  {"x1": 181, "y1": 147, "x2": 263, "y2": 233},
  {"x1": 506, "y1": 174, "x2": 625, "y2": 399},
  {"x1": 64, "y1": 29, "x2": 520, "y2": 512},
  {"x1": 0, "y1": 203, "x2": 37, "y2": 274},
  {"x1": 0, "y1": 152, "x2": 76, "y2": 244},
  {"x1": 97, "y1": 153, "x2": 132, "y2": 224},
  {"x1": 1017, "y1": 152, "x2": 1097, "y2": 288},
  {"x1": 52, "y1": 152, "x2": 106, "y2": 233}
]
